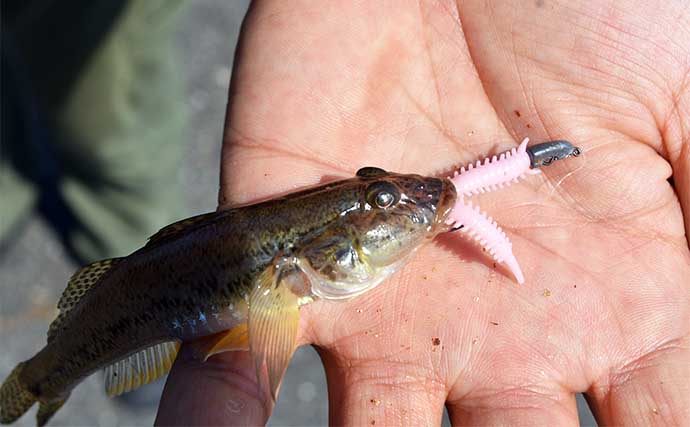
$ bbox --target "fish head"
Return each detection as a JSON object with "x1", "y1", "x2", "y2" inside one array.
[
  {"x1": 301, "y1": 167, "x2": 456, "y2": 299},
  {"x1": 353, "y1": 167, "x2": 457, "y2": 262}
]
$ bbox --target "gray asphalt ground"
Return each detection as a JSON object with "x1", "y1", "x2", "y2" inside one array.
[{"x1": 0, "y1": 1, "x2": 597, "y2": 425}]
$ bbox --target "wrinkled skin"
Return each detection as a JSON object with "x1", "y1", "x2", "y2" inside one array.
[{"x1": 157, "y1": 1, "x2": 690, "y2": 425}]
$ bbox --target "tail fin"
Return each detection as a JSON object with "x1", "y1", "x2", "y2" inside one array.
[
  {"x1": 0, "y1": 363, "x2": 68, "y2": 426},
  {"x1": 0, "y1": 362, "x2": 37, "y2": 424},
  {"x1": 36, "y1": 397, "x2": 68, "y2": 427}
]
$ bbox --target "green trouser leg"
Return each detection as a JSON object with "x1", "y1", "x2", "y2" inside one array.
[
  {"x1": 1, "y1": 44, "x2": 38, "y2": 246},
  {"x1": 1, "y1": 0, "x2": 125, "y2": 248},
  {"x1": 54, "y1": 0, "x2": 187, "y2": 262},
  {"x1": 0, "y1": 161, "x2": 36, "y2": 245}
]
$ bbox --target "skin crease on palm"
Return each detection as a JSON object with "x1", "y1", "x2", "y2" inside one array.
[{"x1": 155, "y1": 1, "x2": 690, "y2": 426}]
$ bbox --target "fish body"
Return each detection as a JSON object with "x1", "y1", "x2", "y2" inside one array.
[{"x1": 0, "y1": 168, "x2": 456, "y2": 425}]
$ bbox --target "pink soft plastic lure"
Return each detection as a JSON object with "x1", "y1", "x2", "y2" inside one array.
[{"x1": 445, "y1": 138, "x2": 581, "y2": 284}]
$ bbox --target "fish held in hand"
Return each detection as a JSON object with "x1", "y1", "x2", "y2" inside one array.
[{"x1": 0, "y1": 169, "x2": 456, "y2": 426}]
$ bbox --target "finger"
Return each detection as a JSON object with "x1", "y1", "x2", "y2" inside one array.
[
  {"x1": 665, "y1": 116, "x2": 690, "y2": 246},
  {"x1": 317, "y1": 349, "x2": 446, "y2": 427},
  {"x1": 218, "y1": 0, "x2": 507, "y2": 208},
  {"x1": 155, "y1": 347, "x2": 269, "y2": 426},
  {"x1": 446, "y1": 388, "x2": 579, "y2": 426},
  {"x1": 585, "y1": 342, "x2": 690, "y2": 425}
]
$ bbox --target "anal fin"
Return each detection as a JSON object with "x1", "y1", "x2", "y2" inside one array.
[
  {"x1": 103, "y1": 341, "x2": 180, "y2": 397},
  {"x1": 249, "y1": 266, "x2": 302, "y2": 402},
  {"x1": 189, "y1": 324, "x2": 249, "y2": 362}
]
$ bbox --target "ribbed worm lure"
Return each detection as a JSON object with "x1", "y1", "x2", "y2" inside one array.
[{"x1": 445, "y1": 138, "x2": 581, "y2": 284}]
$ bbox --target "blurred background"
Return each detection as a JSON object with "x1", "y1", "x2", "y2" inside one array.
[{"x1": 1, "y1": 1, "x2": 596, "y2": 425}]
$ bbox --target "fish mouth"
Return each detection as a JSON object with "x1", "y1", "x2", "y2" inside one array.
[{"x1": 431, "y1": 178, "x2": 457, "y2": 234}]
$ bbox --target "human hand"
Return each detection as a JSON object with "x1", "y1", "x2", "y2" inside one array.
[{"x1": 157, "y1": 1, "x2": 690, "y2": 425}]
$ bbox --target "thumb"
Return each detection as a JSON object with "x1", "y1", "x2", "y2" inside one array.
[{"x1": 155, "y1": 347, "x2": 270, "y2": 426}]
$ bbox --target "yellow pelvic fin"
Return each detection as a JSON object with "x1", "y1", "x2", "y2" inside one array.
[
  {"x1": 103, "y1": 341, "x2": 180, "y2": 397},
  {"x1": 47, "y1": 258, "x2": 121, "y2": 342},
  {"x1": 249, "y1": 266, "x2": 302, "y2": 402},
  {"x1": 190, "y1": 324, "x2": 249, "y2": 362}
]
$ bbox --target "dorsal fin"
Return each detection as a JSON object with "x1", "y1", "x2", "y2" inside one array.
[
  {"x1": 103, "y1": 341, "x2": 180, "y2": 397},
  {"x1": 145, "y1": 211, "x2": 226, "y2": 248},
  {"x1": 47, "y1": 258, "x2": 120, "y2": 342}
]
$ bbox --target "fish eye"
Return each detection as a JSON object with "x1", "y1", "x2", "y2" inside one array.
[
  {"x1": 376, "y1": 191, "x2": 394, "y2": 208},
  {"x1": 366, "y1": 182, "x2": 400, "y2": 209}
]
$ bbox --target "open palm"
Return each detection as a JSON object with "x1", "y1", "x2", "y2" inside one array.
[{"x1": 158, "y1": 1, "x2": 690, "y2": 425}]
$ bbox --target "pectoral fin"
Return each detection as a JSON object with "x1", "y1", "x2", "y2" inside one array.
[
  {"x1": 248, "y1": 266, "x2": 301, "y2": 402},
  {"x1": 189, "y1": 324, "x2": 249, "y2": 362}
]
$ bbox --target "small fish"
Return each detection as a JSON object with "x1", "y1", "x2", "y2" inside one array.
[{"x1": 0, "y1": 167, "x2": 456, "y2": 426}]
